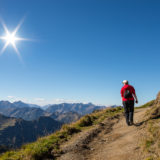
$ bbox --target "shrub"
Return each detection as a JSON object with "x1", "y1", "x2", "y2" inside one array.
[
  {"x1": 61, "y1": 125, "x2": 81, "y2": 135},
  {"x1": 145, "y1": 139, "x2": 154, "y2": 148},
  {"x1": 77, "y1": 115, "x2": 93, "y2": 127}
]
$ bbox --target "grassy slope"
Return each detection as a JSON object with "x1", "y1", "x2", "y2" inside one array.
[
  {"x1": 0, "y1": 99, "x2": 158, "y2": 160},
  {"x1": 140, "y1": 99, "x2": 160, "y2": 160},
  {"x1": 137, "y1": 100, "x2": 155, "y2": 109},
  {"x1": 142, "y1": 119, "x2": 160, "y2": 160},
  {"x1": 0, "y1": 107, "x2": 123, "y2": 160}
]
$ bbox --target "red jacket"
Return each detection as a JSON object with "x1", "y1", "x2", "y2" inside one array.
[{"x1": 121, "y1": 84, "x2": 135, "y2": 101}]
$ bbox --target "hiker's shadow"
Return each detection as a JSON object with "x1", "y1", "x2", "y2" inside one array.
[
  {"x1": 134, "y1": 116, "x2": 160, "y2": 126},
  {"x1": 134, "y1": 122, "x2": 144, "y2": 127},
  {"x1": 133, "y1": 119, "x2": 148, "y2": 127}
]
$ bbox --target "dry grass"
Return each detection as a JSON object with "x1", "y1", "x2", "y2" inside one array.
[
  {"x1": 141, "y1": 119, "x2": 160, "y2": 160},
  {"x1": 137, "y1": 100, "x2": 155, "y2": 109},
  {"x1": 140, "y1": 99, "x2": 160, "y2": 160}
]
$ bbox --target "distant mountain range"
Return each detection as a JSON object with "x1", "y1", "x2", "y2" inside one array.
[
  {"x1": 0, "y1": 100, "x2": 106, "y2": 151},
  {"x1": 0, "y1": 101, "x2": 106, "y2": 121},
  {"x1": 46, "y1": 103, "x2": 106, "y2": 115},
  {"x1": 0, "y1": 101, "x2": 47, "y2": 121},
  {"x1": 0, "y1": 114, "x2": 62, "y2": 149},
  {"x1": 0, "y1": 100, "x2": 40, "y2": 109}
]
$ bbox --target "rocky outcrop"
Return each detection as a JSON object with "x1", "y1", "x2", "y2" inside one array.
[
  {"x1": 146, "y1": 92, "x2": 160, "y2": 119},
  {"x1": 155, "y1": 92, "x2": 160, "y2": 105}
]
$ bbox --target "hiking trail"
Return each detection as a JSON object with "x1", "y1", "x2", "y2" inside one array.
[{"x1": 57, "y1": 107, "x2": 149, "y2": 160}]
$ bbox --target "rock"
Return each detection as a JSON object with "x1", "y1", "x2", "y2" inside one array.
[
  {"x1": 155, "y1": 92, "x2": 160, "y2": 105},
  {"x1": 147, "y1": 92, "x2": 160, "y2": 119}
]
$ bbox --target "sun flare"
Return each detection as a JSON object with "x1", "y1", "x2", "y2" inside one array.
[
  {"x1": 0, "y1": 18, "x2": 29, "y2": 62},
  {"x1": 1, "y1": 31, "x2": 18, "y2": 45}
]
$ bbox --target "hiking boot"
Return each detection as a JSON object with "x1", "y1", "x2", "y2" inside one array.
[
  {"x1": 126, "y1": 122, "x2": 130, "y2": 126},
  {"x1": 130, "y1": 121, "x2": 134, "y2": 126}
]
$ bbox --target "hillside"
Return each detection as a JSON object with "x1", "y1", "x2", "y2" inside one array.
[
  {"x1": 50, "y1": 111, "x2": 81, "y2": 123},
  {"x1": 1, "y1": 93, "x2": 160, "y2": 160},
  {"x1": 1, "y1": 107, "x2": 49, "y2": 121},
  {"x1": 0, "y1": 114, "x2": 62, "y2": 150}
]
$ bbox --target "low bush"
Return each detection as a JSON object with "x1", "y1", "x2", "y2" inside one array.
[
  {"x1": 61, "y1": 125, "x2": 81, "y2": 135},
  {"x1": 77, "y1": 115, "x2": 93, "y2": 127}
]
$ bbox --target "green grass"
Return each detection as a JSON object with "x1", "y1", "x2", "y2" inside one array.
[
  {"x1": 136, "y1": 99, "x2": 160, "y2": 160},
  {"x1": 0, "y1": 106, "x2": 123, "y2": 160},
  {"x1": 137, "y1": 100, "x2": 155, "y2": 109},
  {"x1": 145, "y1": 139, "x2": 154, "y2": 149},
  {"x1": 145, "y1": 157, "x2": 154, "y2": 160},
  {"x1": 142, "y1": 118, "x2": 160, "y2": 159},
  {"x1": 137, "y1": 97, "x2": 160, "y2": 160}
]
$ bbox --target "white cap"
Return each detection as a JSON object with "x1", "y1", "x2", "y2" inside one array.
[{"x1": 122, "y1": 80, "x2": 128, "y2": 84}]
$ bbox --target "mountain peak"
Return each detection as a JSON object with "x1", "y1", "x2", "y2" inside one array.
[
  {"x1": 0, "y1": 100, "x2": 11, "y2": 104},
  {"x1": 13, "y1": 101, "x2": 27, "y2": 105}
]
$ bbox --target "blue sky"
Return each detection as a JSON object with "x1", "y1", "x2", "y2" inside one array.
[{"x1": 0, "y1": 0, "x2": 159, "y2": 106}]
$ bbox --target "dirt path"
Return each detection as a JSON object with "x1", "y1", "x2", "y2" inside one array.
[{"x1": 57, "y1": 107, "x2": 149, "y2": 160}]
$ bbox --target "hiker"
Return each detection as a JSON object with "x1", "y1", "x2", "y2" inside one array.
[{"x1": 120, "y1": 80, "x2": 138, "y2": 126}]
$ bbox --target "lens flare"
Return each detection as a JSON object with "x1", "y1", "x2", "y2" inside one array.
[
  {"x1": 0, "y1": 18, "x2": 29, "y2": 62},
  {"x1": 2, "y1": 32, "x2": 17, "y2": 44}
]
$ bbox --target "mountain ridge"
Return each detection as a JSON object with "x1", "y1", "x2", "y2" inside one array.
[
  {"x1": 0, "y1": 113, "x2": 62, "y2": 150},
  {"x1": 0, "y1": 101, "x2": 105, "y2": 121},
  {"x1": 46, "y1": 103, "x2": 106, "y2": 115}
]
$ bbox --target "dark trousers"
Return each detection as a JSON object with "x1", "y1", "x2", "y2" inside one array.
[{"x1": 123, "y1": 100, "x2": 134, "y2": 125}]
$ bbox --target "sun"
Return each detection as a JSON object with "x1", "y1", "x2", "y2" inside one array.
[
  {"x1": 0, "y1": 18, "x2": 29, "y2": 61},
  {"x1": 1, "y1": 31, "x2": 18, "y2": 45},
  {"x1": 3, "y1": 32, "x2": 17, "y2": 45}
]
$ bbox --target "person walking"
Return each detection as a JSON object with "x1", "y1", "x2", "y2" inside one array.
[{"x1": 120, "y1": 80, "x2": 138, "y2": 126}]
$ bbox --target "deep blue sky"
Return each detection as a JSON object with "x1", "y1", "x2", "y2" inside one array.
[{"x1": 0, "y1": 0, "x2": 159, "y2": 106}]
